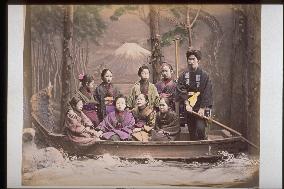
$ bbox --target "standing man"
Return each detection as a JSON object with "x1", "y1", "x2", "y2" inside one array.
[{"x1": 176, "y1": 49, "x2": 213, "y2": 140}]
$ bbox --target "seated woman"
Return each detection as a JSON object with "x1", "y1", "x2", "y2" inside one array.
[
  {"x1": 131, "y1": 94, "x2": 156, "y2": 142},
  {"x1": 96, "y1": 95, "x2": 135, "y2": 141},
  {"x1": 64, "y1": 97, "x2": 102, "y2": 146},
  {"x1": 68, "y1": 74, "x2": 100, "y2": 127},
  {"x1": 150, "y1": 98, "x2": 180, "y2": 141},
  {"x1": 94, "y1": 69, "x2": 121, "y2": 120}
]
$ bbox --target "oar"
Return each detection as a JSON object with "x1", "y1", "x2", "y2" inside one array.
[{"x1": 189, "y1": 110, "x2": 259, "y2": 150}]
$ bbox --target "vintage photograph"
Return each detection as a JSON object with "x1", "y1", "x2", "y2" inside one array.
[{"x1": 21, "y1": 4, "x2": 260, "y2": 187}]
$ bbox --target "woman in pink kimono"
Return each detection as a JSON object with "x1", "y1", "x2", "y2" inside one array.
[
  {"x1": 96, "y1": 95, "x2": 135, "y2": 141},
  {"x1": 64, "y1": 96, "x2": 102, "y2": 146}
]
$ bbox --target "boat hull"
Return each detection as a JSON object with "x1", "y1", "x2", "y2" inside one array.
[{"x1": 31, "y1": 113, "x2": 247, "y2": 160}]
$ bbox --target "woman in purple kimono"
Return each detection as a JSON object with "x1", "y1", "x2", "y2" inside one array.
[
  {"x1": 96, "y1": 95, "x2": 135, "y2": 141},
  {"x1": 64, "y1": 96, "x2": 102, "y2": 146},
  {"x1": 94, "y1": 69, "x2": 121, "y2": 120},
  {"x1": 68, "y1": 74, "x2": 100, "y2": 127},
  {"x1": 155, "y1": 63, "x2": 177, "y2": 111},
  {"x1": 131, "y1": 94, "x2": 156, "y2": 141}
]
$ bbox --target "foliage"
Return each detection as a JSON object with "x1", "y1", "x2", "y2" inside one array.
[
  {"x1": 169, "y1": 8, "x2": 182, "y2": 19},
  {"x1": 31, "y1": 5, "x2": 64, "y2": 40},
  {"x1": 74, "y1": 5, "x2": 107, "y2": 44},
  {"x1": 109, "y1": 5, "x2": 139, "y2": 21},
  {"x1": 31, "y1": 5, "x2": 108, "y2": 43},
  {"x1": 160, "y1": 26, "x2": 188, "y2": 47},
  {"x1": 160, "y1": 6, "x2": 223, "y2": 51}
]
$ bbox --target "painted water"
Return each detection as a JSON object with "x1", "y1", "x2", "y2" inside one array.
[{"x1": 23, "y1": 152, "x2": 259, "y2": 187}]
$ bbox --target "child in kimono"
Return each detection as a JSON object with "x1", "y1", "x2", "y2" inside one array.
[
  {"x1": 155, "y1": 63, "x2": 177, "y2": 111},
  {"x1": 150, "y1": 98, "x2": 180, "y2": 141},
  {"x1": 64, "y1": 97, "x2": 102, "y2": 146},
  {"x1": 96, "y1": 95, "x2": 135, "y2": 141},
  {"x1": 131, "y1": 94, "x2": 156, "y2": 141},
  {"x1": 94, "y1": 69, "x2": 121, "y2": 120},
  {"x1": 127, "y1": 65, "x2": 160, "y2": 110}
]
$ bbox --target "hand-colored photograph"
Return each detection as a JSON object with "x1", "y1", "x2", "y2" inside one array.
[{"x1": 21, "y1": 4, "x2": 260, "y2": 187}]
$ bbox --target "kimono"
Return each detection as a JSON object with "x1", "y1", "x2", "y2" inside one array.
[
  {"x1": 68, "y1": 87, "x2": 100, "y2": 127},
  {"x1": 64, "y1": 110, "x2": 99, "y2": 146},
  {"x1": 131, "y1": 106, "x2": 156, "y2": 141},
  {"x1": 155, "y1": 79, "x2": 177, "y2": 110},
  {"x1": 176, "y1": 67, "x2": 213, "y2": 140},
  {"x1": 150, "y1": 111, "x2": 180, "y2": 141},
  {"x1": 127, "y1": 80, "x2": 160, "y2": 109},
  {"x1": 96, "y1": 110, "x2": 135, "y2": 141},
  {"x1": 176, "y1": 67, "x2": 213, "y2": 110},
  {"x1": 94, "y1": 82, "x2": 120, "y2": 120}
]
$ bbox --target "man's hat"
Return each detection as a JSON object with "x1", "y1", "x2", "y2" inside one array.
[{"x1": 186, "y1": 49, "x2": 202, "y2": 61}]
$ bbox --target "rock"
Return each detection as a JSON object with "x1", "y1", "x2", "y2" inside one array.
[
  {"x1": 22, "y1": 128, "x2": 65, "y2": 173},
  {"x1": 23, "y1": 128, "x2": 36, "y2": 143},
  {"x1": 34, "y1": 147, "x2": 65, "y2": 169}
]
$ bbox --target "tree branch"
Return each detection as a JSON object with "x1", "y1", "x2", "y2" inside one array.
[
  {"x1": 190, "y1": 7, "x2": 201, "y2": 28},
  {"x1": 160, "y1": 14, "x2": 186, "y2": 28}
]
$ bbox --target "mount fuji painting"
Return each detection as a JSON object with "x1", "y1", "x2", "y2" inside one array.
[{"x1": 98, "y1": 43, "x2": 151, "y2": 83}]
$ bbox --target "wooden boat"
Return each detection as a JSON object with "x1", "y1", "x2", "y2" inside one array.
[{"x1": 31, "y1": 113, "x2": 247, "y2": 161}]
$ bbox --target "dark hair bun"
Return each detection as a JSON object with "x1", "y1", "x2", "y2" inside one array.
[{"x1": 186, "y1": 49, "x2": 202, "y2": 61}]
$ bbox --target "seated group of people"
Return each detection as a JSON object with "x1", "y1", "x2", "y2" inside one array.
[
  {"x1": 64, "y1": 64, "x2": 180, "y2": 145},
  {"x1": 64, "y1": 49, "x2": 213, "y2": 146}
]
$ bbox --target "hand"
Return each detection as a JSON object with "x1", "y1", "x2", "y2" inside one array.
[
  {"x1": 185, "y1": 104, "x2": 193, "y2": 112},
  {"x1": 160, "y1": 93, "x2": 170, "y2": 98},
  {"x1": 157, "y1": 130, "x2": 164, "y2": 134},
  {"x1": 198, "y1": 108, "x2": 205, "y2": 117},
  {"x1": 97, "y1": 130, "x2": 103, "y2": 137},
  {"x1": 82, "y1": 132, "x2": 91, "y2": 137},
  {"x1": 143, "y1": 125, "x2": 153, "y2": 132},
  {"x1": 133, "y1": 128, "x2": 142, "y2": 132}
]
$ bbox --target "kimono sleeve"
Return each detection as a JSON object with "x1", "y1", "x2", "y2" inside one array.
[
  {"x1": 199, "y1": 75, "x2": 213, "y2": 108},
  {"x1": 161, "y1": 115, "x2": 180, "y2": 136},
  {"x1": 96, "y1": 117, "x2": 108, "y2": 132},
  {"x1": 121, "y1": 113, "x2": 136, "y2": 133},
  {"x1": 65, "y1": 113, "x2": 86, "y2": 134},
  {"x1": 127, "y1": 86, "x2": 136, "y2": 109},
  {"x1": 152, "y1": 85, "x2": 160, "y2": 108},
  {"x1": 147, "y1": 111, "x2": 156, "y2": 128},
  {"x1": 176, "y1": 72, "x2": 189, "y2": 102},
  {"x1": 93, "y1": 86, "x2": 101, "y2": 104}
]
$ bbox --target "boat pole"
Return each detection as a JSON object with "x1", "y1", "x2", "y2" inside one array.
[
  {"x1": 173, "y1": 37, "x2": 180, "y2": 115},
  {"x1": 173, "y1": 37, "x2": 180, "y2": 79},
  {"x1": 189, "y1": 110, "x2": 259, "y2": 150}
]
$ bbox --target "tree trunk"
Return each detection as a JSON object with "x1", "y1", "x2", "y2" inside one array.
[
  {"x1": 149, "y1": 5, "x2": 162, "y2": 84},
  {"x1": 244, "y1": 5, "x2": 261, "y2": 154},
  {"x1": 60, "y1": 5, "x2": 74, "y2": 128},
  {"x1": 230, "y1": 7, "x2": 247, "y2": 135},
  {"x1": 23, "y1": 5, "x2": 32, "y2": 128},
  {"x1": 186, "y1": 7, "x2": 192, "y2": 49}
]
